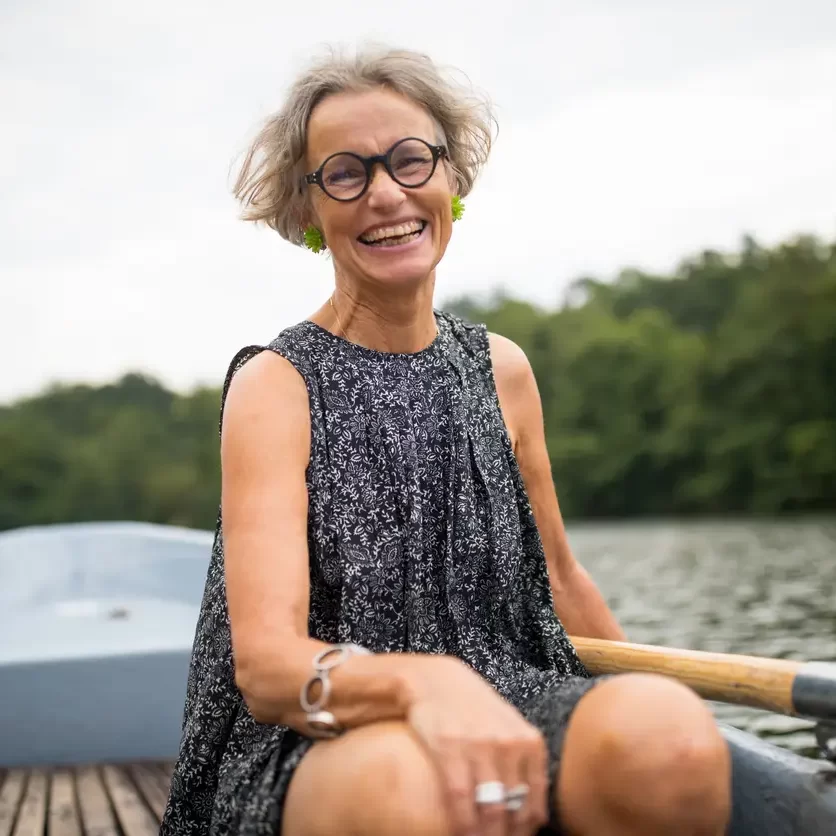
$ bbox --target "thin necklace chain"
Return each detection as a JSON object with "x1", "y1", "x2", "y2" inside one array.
[{"x1": 329, "y1": 293, "x2": 347, "y2": 337}]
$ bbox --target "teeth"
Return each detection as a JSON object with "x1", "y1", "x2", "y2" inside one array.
[
  {"x1": 360, "y1": 220, "x2": 423, "y2": 243},
  {"x1": 368, "y1": 233, "x2": 420, "y2": 247}
]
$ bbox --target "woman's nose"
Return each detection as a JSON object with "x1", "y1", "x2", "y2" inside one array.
[{"x1": 366, "y1": 165, "x2": 405, "y2": 207}]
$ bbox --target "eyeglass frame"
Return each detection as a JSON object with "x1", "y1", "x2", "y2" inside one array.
[{"x1": 304, "y1": 137, "x2": 449, "y2": 202}]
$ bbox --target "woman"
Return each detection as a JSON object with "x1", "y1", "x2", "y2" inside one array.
[{"x1": 161, "y1": 47, "x2": 731, "y2": 836}]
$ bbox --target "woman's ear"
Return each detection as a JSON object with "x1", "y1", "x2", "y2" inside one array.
[
  {"x1": 299, "y1": 207, "x2": 321, "y2": 240},
  {"x1": 299, "y1": 196, "x2": 313, "y2": 229}
]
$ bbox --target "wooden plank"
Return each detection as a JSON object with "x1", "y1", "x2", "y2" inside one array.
[
  {"x1": 11, "y1": 769, "x2": 47, "y2": 836},
  {"x1": 148, "y1": 764, "x2": 171, "y2": 796},
  {"x1": 128, "y1": 765, "x2": 167, "y2": 822},
  {"x1": 0, "y1": 771, "x2": 26, "y2": 836},
  {"x1": 102, "y1": 766, "x2": 158, "y2": 836},
  {"x1": 49, "y1": 770, "x2": 82, "y2": 836},
  {"x1": 76, "y1": 767, "x2": 119, "y2": 836}
]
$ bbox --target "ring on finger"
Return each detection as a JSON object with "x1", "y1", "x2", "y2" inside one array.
[
  {"x1": 474, "y1": 781, "x2": 506, "y2": 805},
  {"x1": 504, "y1": 783, "x2": 530, "y2": 812}
]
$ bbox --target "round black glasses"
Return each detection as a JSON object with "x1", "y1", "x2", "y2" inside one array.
[{"x1": 305, "y1": 137, "x2": 448, "y2": 202}]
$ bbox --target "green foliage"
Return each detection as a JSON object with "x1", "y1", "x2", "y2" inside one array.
[
  {"x1": 0, "y1": 378, "x2": 221, "y2": 531},
  {"x1": 447, "y1": 234, "x2": 836, "y2": 518},
  {"x1": 0, "y1": 234, "x2": 833, "y2": 531}
]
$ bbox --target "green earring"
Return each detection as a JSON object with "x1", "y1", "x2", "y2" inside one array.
[
  {"x1": 451, "y1": 195, "x2": 465, "y2": 222},
  {"x1": 303, "y1": 225, "x2": 325, "y2": 253}
]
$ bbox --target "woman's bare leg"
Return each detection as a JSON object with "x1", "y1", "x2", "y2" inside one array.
[
  {"x1": 557, "y1": 673, "x2": 731, "y2": 836},
  {"x1": 284, "y1": 673, "x2": 731, "y2": 836},
  {"x1": 283, "y1": 721, "x2": 452, "y2": 836}
]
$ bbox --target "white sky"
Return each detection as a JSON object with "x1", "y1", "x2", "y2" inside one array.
[{"x1": 2, "y1": 0, "x2": 835, "y2": 401}]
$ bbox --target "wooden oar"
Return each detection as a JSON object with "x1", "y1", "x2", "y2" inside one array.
[{"x1": 569, "y1": 636, "x2": 836, "y2": 721}]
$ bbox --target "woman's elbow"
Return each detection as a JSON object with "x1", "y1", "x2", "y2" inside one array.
[{"x1": 233, "y1": 649, "x2": 290, "y2": 725}]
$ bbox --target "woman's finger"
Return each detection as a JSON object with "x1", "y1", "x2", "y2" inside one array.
[
  {"x1": 498, "y1": 745, "x2": 532, "y2": 836},
  {"x1": 439, "y1": 750, "x2": 478, "y2": 836},
  {"x1": 516, "y1": 733, "x2": 550, "y2": 833},
  {"x1": 471, "y1": 746, "x2": 509, "y2": 836}
]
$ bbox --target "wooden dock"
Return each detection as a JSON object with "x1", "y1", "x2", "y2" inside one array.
[{"x1": 0, "y1": 762, "x2": 173, "y2": 836}]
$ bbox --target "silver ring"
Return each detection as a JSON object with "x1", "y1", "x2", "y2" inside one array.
[
  {"x1": 504, "y1": 783, "x2": 530, "y2": 812},
  {"x1": 474, "y1": 780, "x2": 506, "y2": 805},
  {"x1": 305, "y1": 710, "x2": 342, "y2": 738}
]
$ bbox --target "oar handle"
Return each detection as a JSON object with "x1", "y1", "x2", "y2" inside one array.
[{"x1": 569, "y1": 636, "x2": 836, "y2": 720}]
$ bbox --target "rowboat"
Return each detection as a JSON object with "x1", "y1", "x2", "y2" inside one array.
[
  {"x1": 722, "y1": 724, "x2": 835, "y2": 834},
  {"x1": 1, "y1": 521, "x2": 834, "y2": 835},
  {"x1": 0, "y1": 522, "x2": 210, "y2": 767}
]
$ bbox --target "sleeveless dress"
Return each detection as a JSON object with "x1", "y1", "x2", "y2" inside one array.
[{"x1": 160, "y1": 311, "x2": 595, "y2": 836}]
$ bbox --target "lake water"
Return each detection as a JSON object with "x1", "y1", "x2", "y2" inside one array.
[
  {"x1": 2, "y1": 519, "x2": 832, "y2": 762},
  {"x1": 569, "y1": 517, "x2": 836, "y2": 758}
]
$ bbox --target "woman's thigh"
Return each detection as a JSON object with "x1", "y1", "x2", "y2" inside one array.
[
  {"x1": 519, "y1": 675, "x2": 603, "y2": 832},
  {"x1": 282, "y1": 721, "x2": 450, "y2": 836}
]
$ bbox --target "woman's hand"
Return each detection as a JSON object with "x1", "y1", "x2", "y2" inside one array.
[{"x1": 405, "y1": 657, "x2": 549, "y2": 836}]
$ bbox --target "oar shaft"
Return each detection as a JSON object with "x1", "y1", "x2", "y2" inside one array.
[{"x1": 569, "y1": 636, "x2": 809, "y2": 716}]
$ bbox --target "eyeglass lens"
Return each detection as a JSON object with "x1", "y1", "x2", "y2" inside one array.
[{"x1": 320, "y1": 139, "x2": 436, "y2": 199}]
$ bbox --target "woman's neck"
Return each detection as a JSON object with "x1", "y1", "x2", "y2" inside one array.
[{"x1": 313, "y1": 274, "x2": 438, "y2": 354}]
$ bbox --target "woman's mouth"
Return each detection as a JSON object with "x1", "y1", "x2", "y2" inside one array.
[{"x1": 358, "y1": 220, "x2": 427, "y2": 248}]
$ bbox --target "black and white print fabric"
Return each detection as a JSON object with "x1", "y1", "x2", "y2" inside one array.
[{"x1": 160, "y1": 311, "x2": 587, "y2": 835}]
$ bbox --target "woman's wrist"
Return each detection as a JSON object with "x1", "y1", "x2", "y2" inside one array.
[
  {"x1": 385, "y1": 653, "x2": 466, "y2": 713},
  {"x1": 299, "y1": 643, "x2": 372, "y2": 737},
  {"x1": 322, "y1": 652, "x2": 461, "y2": 728}
]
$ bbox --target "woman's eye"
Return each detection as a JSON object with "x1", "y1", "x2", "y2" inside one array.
[{"x1": 395, "y1": 156, "x2": 429, "y2": 170}]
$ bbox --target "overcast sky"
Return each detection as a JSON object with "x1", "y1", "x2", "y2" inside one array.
[{"x1": 2, "y1": 0, "x2": 835, "y2": 401}]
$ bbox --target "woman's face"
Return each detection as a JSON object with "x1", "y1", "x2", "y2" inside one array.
[{"x1": 304, "y1": 87, "x2": 454, "y2": 289}]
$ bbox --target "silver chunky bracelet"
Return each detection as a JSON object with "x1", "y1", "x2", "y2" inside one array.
[{"x1": 300, "y1": 643, "x2": 371, "y2": 738}]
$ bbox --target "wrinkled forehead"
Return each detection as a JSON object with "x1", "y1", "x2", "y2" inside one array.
[{"x1": 305, "y1": 88, "x2": 440, "y2": 166}]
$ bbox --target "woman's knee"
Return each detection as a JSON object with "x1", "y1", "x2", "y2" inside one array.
[
  {"x1": 560, "y1": 674, "x2": 731, "y2": 830},
  {"x1": 353, "y1": 722, "x2": 448, "y2": 818},
  {"x1": 285, "y1": 721, "x2": 449, "y2": 836}
]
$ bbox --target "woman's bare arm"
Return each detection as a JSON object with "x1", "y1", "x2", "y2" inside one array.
[
  {"x1": 222, "y1": 350, "x2": 447, "y2": 729},
  {"x1": 489, "y1": 333, "x2": 627, "y2": 641}
]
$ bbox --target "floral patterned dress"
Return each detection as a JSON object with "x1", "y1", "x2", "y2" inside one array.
[{"x1": 160, "y1": 311, "x2": 590, "y2": 835}]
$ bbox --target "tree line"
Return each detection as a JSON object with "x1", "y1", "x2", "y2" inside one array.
[{"x1": 1, "y1": 233, "x2": 833, "y2": 532}]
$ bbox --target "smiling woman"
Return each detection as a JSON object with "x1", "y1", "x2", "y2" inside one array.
[
  {"x1": 302, "y1": 91, "x2": 456, "y2": 294},
  {"x1": 160, "y1": 46, "x2": 732, "y2": 836},
  {"x1": 231, "y1": 49, "x2": 492, "y2": 347}
]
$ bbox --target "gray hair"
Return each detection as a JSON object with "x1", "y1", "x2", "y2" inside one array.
[{"x1": 232, "y1": 46, "x2": 497, "y2": 246}]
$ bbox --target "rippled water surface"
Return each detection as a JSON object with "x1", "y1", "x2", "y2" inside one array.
[{"x1": 569, "y1": 517, "x2": 836, "y2": 758}]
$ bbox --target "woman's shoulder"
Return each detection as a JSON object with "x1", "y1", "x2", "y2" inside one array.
[
  {"x1": 258, "y1": 318, "x2": 346, "y2": 377},
  {"x1": 222, "y1": 321, "x2": 319, "y2": 383},
  {"x1": 218, "y1": 321, "x2": 323, "y2": 424},
  {"x1": 436, "y1": 309, "x2": 489, "y2": 356},
  {"x1": 486, "y1": 332, "x2": 532, "y2": 381},
  {"x1": 437, "y1": 310, "x2": 532, "y2": 382},
  {"x1": 265, "y1": 318, "x2": 322, "y2": 354}
]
